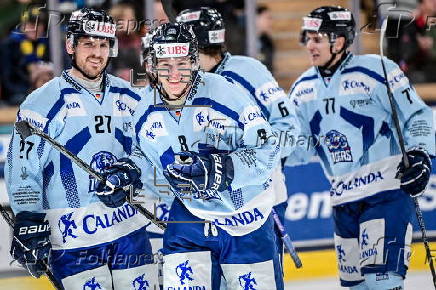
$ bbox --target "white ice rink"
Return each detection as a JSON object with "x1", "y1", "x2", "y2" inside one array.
[{"x1": 285, "y1": 271, "x2": 433, "y2": 289}]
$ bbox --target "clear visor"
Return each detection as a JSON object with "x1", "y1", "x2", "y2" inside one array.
[{"x1": 71, "y1": 35, "x2": 118, "y2": 57}]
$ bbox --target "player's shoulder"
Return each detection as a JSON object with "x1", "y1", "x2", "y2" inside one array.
[
  {"x1": 288, "y1": 66, "x2": 318, "y2": 100},
  {"x1": 223, "y1": 54, "x2": 273, "y2": 79},
  {"x1": 20, "y1": 76, "x2": 63, "y2": 113},
  {"x1": 107, "y1": 74, "x2": 142, "y2": 101},
  {"x1": 345, "y1": 54, "x2": 400, "y2": 76}
]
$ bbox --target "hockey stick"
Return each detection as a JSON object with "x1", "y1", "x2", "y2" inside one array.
[
  {"x1": 14, "y1": 121, "x2": 167, "y2": 231},
  {"x1": 379, "y1": 19, "x2": 436, "y2": 288},
  {"x1": 0, "y1": 203, "x2": 63, "y2": 289},
  {"x1": 271, "y1": 208, "x2": 302, "y2": 268}
]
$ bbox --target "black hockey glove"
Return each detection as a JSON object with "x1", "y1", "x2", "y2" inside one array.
[
  {"x1": 163, "y1": 151, "x2": 234, "y2": 200},
  {"x1": 96, "y1": 158, "x2": 143, "y2": 208},
  {"x1": 10, "y1": 211, "x2": 51, "y2": 278},
  {"x1": 396, "y1": 149, "x2": 431, "y2": 197}
]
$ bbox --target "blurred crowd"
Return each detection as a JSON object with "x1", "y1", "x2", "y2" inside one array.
[{"x1": 0, "y1": 0, "x2": 435, "y2": 107}]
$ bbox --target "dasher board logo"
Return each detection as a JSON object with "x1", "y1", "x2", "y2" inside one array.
[{"x1": 325, "y1": 130, "x2": 353, "y2": 163}]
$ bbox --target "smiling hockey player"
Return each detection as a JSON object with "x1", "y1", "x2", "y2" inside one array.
[
  {"x1": 287, "y1": 6, "x2": 435, "y2": 290},
  {"x1": 176, "y1": 8, "x2": 300, "y2": 270},
  {"x1": 5, "y1": 8, "x2": 157, "y2": 289},
  {"x1": 123, "y1": 22, "x2": 284, "y2": 289}
]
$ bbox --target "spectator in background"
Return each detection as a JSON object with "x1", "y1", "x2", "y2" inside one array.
[
  {"x1": 256, "y1": 5, "x2": 275, "y2": 73},
  {"x1": 29, "y1": 61, "x2": 54, "y2": 90},
  {"x1": 399, "y1": 0, "x2": 436, "y2": 83},
  {"x1": 0, "y1": 6, "x2": 49, "y2": 105},
  {"x1": 109, "y1": 2, "x2": 142, "y2": 81}
]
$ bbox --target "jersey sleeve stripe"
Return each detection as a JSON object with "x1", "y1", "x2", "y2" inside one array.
[
  {"x1": 192, "y1": 97, "x2": 244, "y2": 129},
  {"x1": 109, "y1": 87, "x2": 141, "y2": 102},
  {"x1": 341, "y1": 66, "x2": 385, "y2": 84},
  {"x1": 289, "y1": 74, "x2": 318, "y2": 96},
  {"x1": 220, "y1": 70, "x2": 270, "y2": 119}
]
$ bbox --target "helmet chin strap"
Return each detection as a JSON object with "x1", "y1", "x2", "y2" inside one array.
[
  {"x1": 160, "y1": 70, "x2": 199, "y2": 107},
  {"x1": 320, "y1": 35, "x2": 347, "y2": 73}
]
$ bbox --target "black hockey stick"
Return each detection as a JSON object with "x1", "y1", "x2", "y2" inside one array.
[
  {"x1": 0, "y1": 203, "x2": 63, "y2": 289},
  {"x1": 15, "y1": 121, "x2": 167, "y2": 231},
  {"x1": 379, "y1": 19, "x2": 436, "y2": 288},
  {"x1": 271, "y1": 208, "x2": 302, "y2": 268}
]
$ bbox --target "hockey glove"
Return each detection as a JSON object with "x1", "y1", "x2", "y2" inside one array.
[
  {"x1": 396, "y1": 149, "x2": 431, "y2": 197},
  {"x1": 10, "y1": 211, "x2": 51, "y2": 278},
  {"x1": 96, "y1": 158, "x2": 143, "y2": 208},
  {"x1": 163, "y1": 151, "x2": 234, "y2": 200}
]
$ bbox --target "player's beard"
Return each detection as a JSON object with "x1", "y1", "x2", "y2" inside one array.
[{"x1": 72, "y1": 54, "x2": 109, "y2": 81}]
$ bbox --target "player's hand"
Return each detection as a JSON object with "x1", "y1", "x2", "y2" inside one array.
[
  {"x1": 10, "y1": 211, "x2": 51, "y2": 278},
  {"x1": 96, "y1": 158, "x2": 143, "y2": 208},
  {"x1": 163, "y1": 151, "x2": 234, "y2": 199},
  {"x1": 396, "y1": 149, "x2": 431, "y2": 197}
]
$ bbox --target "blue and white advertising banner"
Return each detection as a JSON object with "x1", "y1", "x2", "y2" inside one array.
[{"x1": 283, "y1": 160, "x2": 436, "y2": 248}]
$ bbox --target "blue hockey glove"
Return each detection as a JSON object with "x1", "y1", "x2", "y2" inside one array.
[
  {"x1": 396, "y1": 149, "x2": 431, "y2": 197},
  {"x1": 10, "y1": 211, "x2": 51, "y2": 278},
  {"x1": 96, "y1": 158, "x2": 143, "y2": 208},
  {"x1": 163, "y1": 151, "x2": 234, "y2": 200}
]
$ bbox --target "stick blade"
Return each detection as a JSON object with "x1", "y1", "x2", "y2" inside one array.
[{"x1": 15, "y1": 121, "x2": 33, "y2": 140}]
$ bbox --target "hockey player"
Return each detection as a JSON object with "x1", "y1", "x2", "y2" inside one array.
[
  {"x1": 126, "y1": 22, "x2": 284, "y2": 289},
  {"x1": 288, "y1": 6, "x2": 435, "y2": 289},
  {"x1": 176, "y1": 7, "x2": 299, "y2": 265},
  {"x1": 5, "y1": 8, "x2": 158, "y2": 289}
]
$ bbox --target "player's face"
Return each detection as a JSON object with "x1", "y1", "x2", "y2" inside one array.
[
  {"x1": 74, "y1": 37, "x2": 110, "y2": 79},
  {"x1": 156, "y1": 57, "x2": 192, "y2": 99},
  {"x1": 304, "y1": 32, "x2": 332, "y2": 67}
]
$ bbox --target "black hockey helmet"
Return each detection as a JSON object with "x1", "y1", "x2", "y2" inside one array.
[
  {"x1": 176, "y1": 7, "x2": 225, "y2": 49},
  {"x1": 67, "y1": 8, "x2": 118, "y2": 57},
  {"x1": 147, "y1": 22, "x2": 200, "y2": 100},
  {"x1": 300, "y1": 6, "x2": 355, "y2": 47}
]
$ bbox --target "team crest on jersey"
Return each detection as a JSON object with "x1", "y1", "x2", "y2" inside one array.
[
  {"x1": 238, "y1": 272, "x2": 257, "y2": 290},
  {"x1": 58, "y1": 212, "x2": 78, "y2": 243},
  {"x1": 83, "y1": 277, "x2": 102, "y2": 290},
  {"x1": 141, "y1": 114, "x2": 168, "y2": 142},
  {"x1": 255, "y1": 81, "x2": 286, "y2": 105},
  {"x1": 89, "y1": 151, "x2": 117, "y2": 192},
  {"x1": 132, "y1": 274, "x2": 149, "y2": 290},
  {"x1": 176, "y1": 260, "x2": 194, "y2": 285},
  {"x1": 325, "y1": 130, "x2": 353, "y2": 164}
]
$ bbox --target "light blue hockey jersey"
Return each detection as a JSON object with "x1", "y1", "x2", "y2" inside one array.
[
  {"x1": 132, "y1": 71, "x2": 281, "y2": 236},
  {"x1": 5, "y1": 71, "x2": 148, "y2": 250},
  {"x1": 215, "y1": 52, "x2": 299, "y2": 158},
  {"x1": 287, "y1": 53, "x2": 435, "y2": 206}
]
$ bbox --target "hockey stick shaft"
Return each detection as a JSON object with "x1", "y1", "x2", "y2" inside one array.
[
  {"x1": 379, "y1": 19, "x2": 436, "y2": 288},
  {"x1": 0, "y1": 203, "x2": 63, "y2": 289},
  {"x1": 15, "y1": 121, "x2": 167, "y2": 231},
  {"x1": 271, "y1": 208, "x2": 302, "y2": 268}
]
